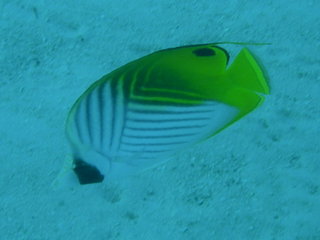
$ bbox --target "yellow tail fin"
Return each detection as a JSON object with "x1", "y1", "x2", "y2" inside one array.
[{"x1": 227, "y1": 48, "x2": 270, "y2": 94}]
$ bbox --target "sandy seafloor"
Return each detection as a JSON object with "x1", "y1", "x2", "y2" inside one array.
[{"x1": 0, "y1": 0, "x2": 319, "y2": 239}]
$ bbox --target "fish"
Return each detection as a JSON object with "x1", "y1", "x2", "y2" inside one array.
[{"x1": 62, "y1": 43, "x2": 270, "y2": 185}]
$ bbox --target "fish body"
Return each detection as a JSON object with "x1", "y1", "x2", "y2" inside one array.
[{"x1": 64, "y1": 43, "x2": 269, "y2": 184}]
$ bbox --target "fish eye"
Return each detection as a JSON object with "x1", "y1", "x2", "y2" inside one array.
[{"x1": 192, "y1": 48, "x2": 216, "y2": 57}]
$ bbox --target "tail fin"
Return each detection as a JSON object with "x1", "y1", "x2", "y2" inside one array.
[{"x1": 227, "y1": 48, "x2": 270, "y2": 94}]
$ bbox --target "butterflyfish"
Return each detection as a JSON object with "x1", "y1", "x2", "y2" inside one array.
[{"x1": 63, "y1": 43, "x2": 269, "y2": 185}]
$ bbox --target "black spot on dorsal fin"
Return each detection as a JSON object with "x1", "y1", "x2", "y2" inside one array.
[{"x1": 192, "y1": 48, "x2": 216, "y2": 57}]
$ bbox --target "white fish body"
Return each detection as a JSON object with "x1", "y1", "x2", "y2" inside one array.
[{"x1": 62, "y1": 43, "x2": 269, "y2": 184}]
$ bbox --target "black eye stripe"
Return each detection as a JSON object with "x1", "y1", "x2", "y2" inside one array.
[{"x1": 192, "y1": 48, "x2": 216, "y2": 57}]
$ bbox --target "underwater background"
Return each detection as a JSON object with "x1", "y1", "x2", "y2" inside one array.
[{"x1": 0, "y1": 0, "x2": 319, "y2": 239}]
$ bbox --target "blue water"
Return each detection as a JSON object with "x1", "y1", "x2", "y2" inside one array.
[{"x1": 0, "y1": 0, "x2": 319, "y2": 239}]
